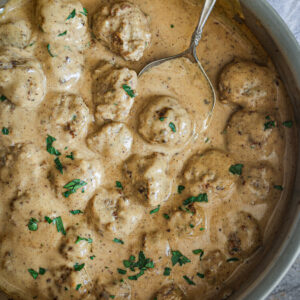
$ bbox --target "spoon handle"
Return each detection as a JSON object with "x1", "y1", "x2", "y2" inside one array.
[{"x1": 191, "y1": 0, "x2": 217, "y2": 47}]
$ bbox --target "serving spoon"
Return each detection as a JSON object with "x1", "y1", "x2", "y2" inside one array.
[{"x1": 139, "y1": 0, "x2": 217, "y2": 116}]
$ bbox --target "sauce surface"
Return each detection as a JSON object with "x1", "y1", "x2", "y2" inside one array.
[{"x1": 0, "y1": 0, "x2": 296, "y2": 299}]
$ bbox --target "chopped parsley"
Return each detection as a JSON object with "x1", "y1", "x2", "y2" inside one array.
[
  {"x1": 74, "y1": 263, "x2": 85, "y2": 271},
  {"x1": 227, "y1": 257, "x2": 239, "y2": 262},
  {"x1": 28, "y1": 218, "x2": 38, "y2": 231},
  {"x1": 66, "y1": 9, "x2": 76, "y2": 20},
  {"x1": 282, "y1": 120, "x2": 293, "y2": 128},
  {"x1": 2, "y1": 127, "x2": 9, "y2": 135},
  {"x1": 46, "y1": 135, "x2": 61, "y2": 156},
  {"x1": 183, "y1": 275, "x2": 195, "y2": 285},
  {"x1": 169, "y1": 122, "x2": 176, "y2": 132},
  {"x1": 58, "y1": 31, "x2": 67, "y2": 37},
  {"x1": 47, "y1": 44, "x2": 56, "y2": 57},
  {"x1": 264, "y1": 119, "x2": 276, "y2": 130},
  {"x1": 44, "y1": 216, "x2": 52, "y2": 224},
  {"x1": 189, "y1": 224, "x2": 194, "y2": 228},
  {"x1": 150, "y1": 205, "x2": 160, "y2": 214},
  {"x1": 117, "y1": 268, "x2": 127, "y2": 275},
  {"x1": 178, "y1": 185, "x2": 185, "y2": 194},
  {"x1": 170, "y1": 24, "x2": 174, "y2": 28},
  {"x1": 274, "y1": 185, "x2": 283, "y2": 191},
  {"x1": 75, "y1": 236, "x2": 93, "y2": 244},
  {"x1": 0, "y1": 95, "x2": 7, "y2": 102},
  {"x1": 205, "y1": 137, "x2": 210, "y2": 143},
  {"x1": 183, "y1": 193, "x2": 208, "y2": 206},
  {"x1": 28, "y1": 269, "x2": 39, "y2": 279},
  {"x1": 66, "y1": 152, "x2": 74, "y2": 160},
  {"x1": 109, "y1": 296, "x2": 115, "y2": 299},
  {"x1": 39, "y1": 268, "x2": 46, "y2": 275},
  {"x1": 229, "y1": 164, "x2": 244, "y2": 175},
  {"x1": 70, "y1": 209, "x2": 83, "y2": 215},
  {"x1": 53, "y1": 216, "x2": 66, "y2": 235},
  {"x1": 113, "y1": 238, "x2": 124, "y2": 244},
  {"x1": 159, "y1": 117, "x2": 165, "y2": 121},
  {"x1": 75, "y1": 284, "x2": 82, "y2": 291},
  {"x1": 199, "y1": 227, "x2": 205, "y2": 231},
  {"x1": 122, "y1": 84, "x2": 136, "y2": 98},
  {"x1": 80, "y1": 8, "x2": 88, "y2": 16},
  {"x1": 163, "y1": 213, "x2": 170, "y2": 220},
  {"x1": 63, "y1": 179, "x2": 87, "y2": 197},
  {"x1": 171, "y1": 250, "x2": 191, "y2": 266},
  {"x1": 116, "y1": 181, "x2": 123, "y2": 189},
  {"x1": 197, "y1": 272, "x2": 204, "y2": 278},
  {"x1": 163, "y1": 267, "x2": 171, "y2": 276},
  {"x1": 90, "y1": 255, "x2": 96, "y2": 260},
  {"x1": 192, "y1": 249, "x2": 204, "y2": 259},
  {"x1": 54, "y1": 157, "x2": 63, "y2": 174}
]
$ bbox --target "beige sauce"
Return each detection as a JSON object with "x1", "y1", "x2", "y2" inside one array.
[{"x1": 0, "y1": 0, "x2": 296, "y2": 300}]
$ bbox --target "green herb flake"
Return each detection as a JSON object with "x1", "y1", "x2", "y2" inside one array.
[
  {"x1": 58, "y1": 31, "x2": 67, "y2": 37},
  {"x1": 0, "y1": 95, "x2": 7, "y2": 102},
  {"x1": 28, "y1": 269, "x2": 39, "y2": 280},
  {"x1": 163, "y1": 267, "x2": 171, "y2": 276},
  {"x1": 70, "y1": 210, "x2": 83, "y2": 215},
  {"x1": 183, "y1": 275, "x2": 195, "y2": 285},
  {"x1": 113, "y1": 238, "x2": 124, "y2": 244},
  {"x1": 150, "y1": 205, "x2": 160, "y2": 214},
  {"x1": 28, "y1": 42, "x2": 35, "y2": 47},
  {"x1": 274, "y1": 185, "x2": 283, "y2": 191},
  {"x1": 2, "y1": 127, "x2": 9, "y2": 135},
  {"x1": 75, "y1": 284, "x2": 82, "y2": 291},
  {"x1": 163, "y1": 213, "x2": 170, "y2": 220},
  {"x1": 44, "y1": 216, "x2": 53, "y2": 224},
  {"x1": 183, "y1": 193, "x2": 208, "y2": 206},
  {"x1": 205, "y1": 137, "x2": 209, "y2": 143},
  {"x1": 227, "y1": 257, "x2": 239, "y2": 262},
  {"x1": 159, "y1": 117, "x2": 165, "y2": 121},
  {"x1": 109, "y1": 296, "x2": 115, "y2": 299},
  {"x1": 66, "y1": 152, "x2": 74, "y2": 160},
  {"x1": 47, "y1": 44, "x2": 56, "y2": 57},
  {"x1": 54, "y1": 157, "x2": 63, "y2": 174},
  {"x1": 75, "y1": 236, "x2": 93, "y2": 244},
  {"x1": 178, "y1": 185, "x2": 185, "y2": 194},
  {"x1": 39, "y1": 267, "x2": 46, "y2": 275},
  {"x1": 122, "y1": 84, "x2": 136, "y2": 98},
  {"x1": 192, "y1": 249, "x2": 204, "y2": 259},
  {"x1": 46, "y1": 135, "x2": 61, "y2": 156},
  {"x1": 229, "y1": 164, "x2": 244, "y2": 175},
  {"x1": 74, "y1": 263, "x2": 85, "y2": 271},
  {"x1": 170, "y1": 24, "x2": 175, "y2": 28},
  {"x1": 171, "y1": 250, "x2": 191, "y2": 266},
  {"x1": 197, "y1": 272, "x2": 204, "y2": 278},
  {"x1": 282, "y1": 121, "x2": 293, "y2": 128},
  {"x1": 264, "y1": 120, "x2": 276, "y2": 130},
  {"x1": 63, "y1": 179, "x2": 87, "y2": 197},
  {"x1": 199, "y1": 227, "x2": 205, "y2": 231},
  {"x1": 28, "y1": 218, "x2": 38, "y2": 231},
  {"x1": 116, "y1": 181, "x2": 123, "y2": 190},
  {"x1": 117, "y1": 268, "x2": 127, "y2": 275},
  {"x1": 80, "y1": 8, "x2": 88, "y2": 16},
  {"x1": 128, "y1": 270, "x2": 144, "y2": 280},
  {"x1": 169, "y1": 122, "x2": 176, "y2": 132},
  {"x1": 189, "y1": 223, "x2": 194, "y2": 228},
  {"x1": 66, "y1": 9, "x2": 76, "y2": 20},
  {"x1": 53, "y1": 216, "x2": 66, "y2": 235}
]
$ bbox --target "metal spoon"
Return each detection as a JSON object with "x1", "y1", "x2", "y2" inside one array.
[{"x1": 139, "y1": 0, "x2": 217, "y2": 115}]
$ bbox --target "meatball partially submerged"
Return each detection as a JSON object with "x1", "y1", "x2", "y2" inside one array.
[
  {"x1": 93, "y1": 1, "x2": 151, "y2": 61},
  {"x1": 138, "y1": 96, "x2": 193, "y2": 148},
  {"x1": 219, "y1": 61, "x2": 277, "y2": 111}
]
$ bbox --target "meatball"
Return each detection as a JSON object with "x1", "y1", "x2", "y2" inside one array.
[
  {"x1": 37, "y1": 0, "x2": 89, "y2": 49},
  {"x1": 93, "y1": 62, "x2": 138, "y2": 122},
  {"x1": 226, "y1": 111, "x2": 283, "y2": 162},
  {"x1": 138, "y1": 96, "x2": 193, "y2": 148},
  {"x1": 44, "y1": 43, "x2": 83, "y2": 91},
  {"x1": 219, "y1": 61, "x2": 277, "y2": 111},
  {"x1": 183, "y1": 150, "x2": 238, "y2": 198},
  {"x1": 123, "y1": 153, "x2": 171, "y2": 206},
  {"x1": 87, "y1": 122, "x2": 133, "y2": 160},
  {"x1": 0, "y1": 20, "x2": 31, "y2": 49},
  {"x1": 155, "y1": 284, "x2": 185, "y2": 300},
  {"x1": 49, "y1": 159, "x2": 102, "y2": 210},
  {"x1": 88, "y1": 187, "x2": 144, "y2": 236},
  {"x1": 40, "y1": 93, "x2": 90, "y2": 141},
  {"x1": 0, "y1": 50, "x2": 46, "y2": 107},
  {"x1": 93, "y1": 1, "x2": 151, "y2": 61},
  {"x1": 223, "y1": 211, "x2": 262, "y2": 258}
]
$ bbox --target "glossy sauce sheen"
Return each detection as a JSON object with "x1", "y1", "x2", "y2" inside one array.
[{"x1": 0, "y1": 0, "x2": 296, "y2": 300}]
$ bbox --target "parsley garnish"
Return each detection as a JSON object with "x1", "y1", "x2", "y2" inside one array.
[
  {"x1": 28, "y1": 269, "x2": 39, "y2": 279},
  {"x1": 199, "y1": 227, "x2": 205, "y2": 231},
  {"x1": 70, "y1": 210, "x2": 83, "y2": 215},
  {"x1": 150, "y1": 205, "x2": 160, "y2": 214},
  {"x1": 163, "y1": 267, "x2": 171, "y2": 276},
  {"x1": 39, "y1": 268, "x2": 46, "y2": 275},
  {"x1": 189, "y1": 224, "x2": 194, "y2": 228},
  {"x1": 171, "y1": 250, "x2": 191, "y2": 266},
  {"x1": 28, "y1": 218, "x2": 38, "y2": 231},
  {"x1": 66, "y1": 9, "x2": 76, "y2": 20},
  {"x1": 75, "y1": 284, "x2": 82, "y2": 291},
  {"x1": 227, "y1": 257, "x2": 239, "y2": 262},
  {"x1": 47, "y1": 44, "x2": 56, "y2": 57},
  {"x1": 90, "y1": 255, "x2": 96, "y2": 260},
  {"x1": 229, "y1": 164, "x2": 244, "y2": 175},
  {"x1": 170, "y1": 24, "x2": 174, "y2": 28},
  {"x1": 46, "y1": 135, "x2": 61, "y2": 156},
  {"x1": 178, "y1": 185, "x2": 185, "y2": 194},
  {"x1": 53, "y1": 216, "x2": 66, "y2": 235},
  {"x1": 264, "y1": 119, "x2": 276, "y2": 130},
  {"x1": 163, "y1": 213, "x2": 170, "y2": 220},
  {"x1": 192, "y1": 249, "x2": 204, "y2": 259},
  {"x1": 80, "y1": 8, "x2": 88, "y2": 16},
  {"x1": 66, "y1": 152, "x2": 74, "y2": 160},
  {"x1": 117, "y1": 268, "x2": 127, "y2": 274},
  {"x1": 63, "y1": 179, "x2": 87, "y2": 197},
  {"x1": 2, "y1": 127, "x2": 9, "y2": 135},
  {"x1": 75, "y1": 236, "x2": 93, "y2": 244},
  {"x1": 169, "y1": 122, "x2": 176, "y2": 132},
  {"x1": 159, "y1": 117, "x2": 165, "y2": 121},
  {"x1": 183, "y1": 275, "x2": 195, "y2": 285},
  {"x1": 74, "y1": 263, "x2": 85, "y2": 271},
  {"x1": 116, "y1": 181, "x2": 123, "y2": 189},
  {"x1": 282, "y1": 121, "x2": 293, "y2": 128},
  {"x1": 54, "y1": 157, "x2": 63, "y2": 174},
  {"x1": 122, "y1": 84, "x2": 136, "y2": 98},
  {"x1": 274, "y1": 185, "x2": 283, "y2": 191},
  {"x1": 109, "y1": 296, "x2": 115, "y2": 299},
  {"x1": 58, "y1": 31, "x2": 67, "y2": 37},
  {"x1": 205, "y1": 137, "x2": 210, "y2": 143},
  {"x1": 113, "y1": 238, "x2": 124, "y2": 244},
  {"x1": 197, "y1": 272, "x2": 204, "y2": 278},
  {"x1": 0, "y1": 95, "x2": 7, "y2": 102},
  {"x1": 183, "y1": 193, "x2": 208, "y2": 206},
  {"x1": 44, "y1": 216, "x2": 52, "y2": 224}
]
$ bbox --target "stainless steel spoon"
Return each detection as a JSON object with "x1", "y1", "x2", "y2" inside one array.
[{"x1": 139, "y1": 0, "x2": 217, "y2": 115}]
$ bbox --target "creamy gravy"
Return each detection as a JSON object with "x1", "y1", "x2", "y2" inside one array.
[{"x1": 0, "y1": 0, "x2": 296, "y2": 300}]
